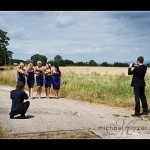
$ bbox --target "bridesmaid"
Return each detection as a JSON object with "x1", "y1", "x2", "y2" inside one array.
[
  {"x1": 34, "y1": 61, "x2": 44, "y2": 99},
  {"x1": 16, "y1": 62, "x2": 26, "y2": 86},
  {"x1": 26, "y1": 63, "x2": 35, "y2": 99},
  {"x1": 53, "y1": 66, "x2": 61, "y2": 98},
  {"x1": 44, "y1": 64, "x2": 53, "y2": 99}
]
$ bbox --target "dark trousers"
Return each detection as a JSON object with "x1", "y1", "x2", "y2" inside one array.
[
  {"x1": 20, "y1": 101, "x2": 30, "y2": 115},
  {"x1": 11, "y1": 101, "x2": 30, "y2": 116},
  {"x1": 134, "y1": 87, "x2": 148, "y2": 113}
]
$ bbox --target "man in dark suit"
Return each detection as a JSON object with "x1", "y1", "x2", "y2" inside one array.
[
  {"x1": 10, "y1": 82, "x2": 30, "y2": 119},
  {"x1": 128, "y1": 56, "x2": 148, "y2": 116}
]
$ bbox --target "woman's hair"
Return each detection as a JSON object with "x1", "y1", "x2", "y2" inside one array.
[
  {"x1": 46, "y1": 64, "x2": 51, "y2": 69},
  {"x1": 55, "y1": 66, "x2": 61, "y2": 75},
  {"x1": 28, "y1": 63, "x2": 33, "y2": 68},
  {"x1": 18, "y1": 62, "x2": 24, "y2": 69},
  {"x1": 37, "y1": 61, "x2": 42, "y2": 65}
]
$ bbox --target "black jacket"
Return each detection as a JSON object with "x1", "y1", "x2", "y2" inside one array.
[
  {"x1": 10, "y1": 89, "x2": 29, "y2": 113},
  {"x1": 128, "y1": 65, "x2": 147, "y2": 87}
]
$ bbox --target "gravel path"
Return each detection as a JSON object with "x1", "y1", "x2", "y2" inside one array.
[{"x1": 0, "y1": 85, "x2": 150, "y2": 139}]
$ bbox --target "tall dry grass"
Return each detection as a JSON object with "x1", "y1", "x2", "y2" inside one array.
[
  {"x1": 0, "y1": 124, "x2": 7, "y2": 138},
  {"x1": 0, "y1": 69, "x2": 150, "y2": 108},
  {"x1": 60, "y1": 72, "x2": 150, "y2": 107}
]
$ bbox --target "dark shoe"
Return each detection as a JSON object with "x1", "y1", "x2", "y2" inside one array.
[
  {"x1": 20, "y1": 114, "x2": 26, "y2": 119},
  {"x1": 141, "y1": 112, "x2": 149, "y2": 115},
  {"x1": 9, "y1": 112, "x2": 15, "y2": 119},
  {"x1": 131, "y1": 113, "x2": 141, "y2": 117},
  {"x1": 10, "y1": 115, "x2": 15, "y2": 119}
]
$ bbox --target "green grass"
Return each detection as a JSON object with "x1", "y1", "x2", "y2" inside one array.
[
  {"x1": 60, "y1": 72, "x2": 150, "y2": 107},
  {"x1": 0, "y1": 70, "x2": 150, "y2": 108}
]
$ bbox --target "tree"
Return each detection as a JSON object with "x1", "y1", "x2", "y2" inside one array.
[
  {"x1": 0, "y1": 29, "x2": 13, "y2": 65},
  {"x1": 47, "y1": 60, "x2": 54, "y2": 66},
  {"x1": 101, "y1": 62, "x2": 109, "y2": 67},
  {"x1": 54, "y1": 55, "x2": 63, "y2": 62},
  {"x1": 31, "y1": 54, "x2": 47, "y2": 66},
  {"x1": 89, "y1": 60, "x2": 97, "y2": 66},
  {"x1": 113, "y1": 62, "x2": 128, "y2": 67},
  {"x1": 0, "y1": 48, "x2": 5, "y2": 65},
  {"x1": 54, "y1": 55, "x2": 65, "y2": 66},
  {"x1": 53, "y1": 60, "x2": 66, "y2": 66},
  {"x1": 64, "y1": 59, "x2": 75, "y2": 66},
  {"x1": 12, "y1": 59, "x2": 25, "y2": 65},
  {"x1": 76, "y1": 61, "x2": 88, "y2": 66},
  {"x1": 146, "y1": 63, "x2": 150, "y2": 67},
  {"x1": 5, "y1": 50, "x2": 13, "y2": 65}
]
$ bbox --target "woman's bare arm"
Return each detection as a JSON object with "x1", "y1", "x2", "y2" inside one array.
[
  {"x1": 51, "y1": 70, "x2": 53, "y2": 77},
  {"x1": 16, "y1": 69, "x2": 19, "y2": 83}
]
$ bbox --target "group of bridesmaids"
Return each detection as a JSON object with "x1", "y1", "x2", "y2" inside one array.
[{"x1": 16, "y1": 61, "x2": 61, "y2": 99}]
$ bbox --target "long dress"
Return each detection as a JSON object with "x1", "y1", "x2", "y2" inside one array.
[
  {"x1": 27, "y1": 69, "x2": 35, "y2": 88},
  {"x1": 18, "y1": 71, "x2": 26, "y2": 86},
  {"x1": 53, "y1": 71, "x2": 61, "y2": 90},
  {"x1": 45, "y1": 71, "x2": 52, "y2": 88},
  {"x1": 36, "y1": 69, "x2": 43, "y2": 86}
]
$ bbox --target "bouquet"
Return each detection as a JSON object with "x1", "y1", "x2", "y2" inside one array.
[
  {"x1": 36, "y1": 71, "x2": 40, "y2": 76},
  {"x1": 45, "y1": 71, "x2": 50, "y2": 77}
]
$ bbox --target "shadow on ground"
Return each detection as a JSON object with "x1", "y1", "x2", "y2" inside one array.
[{"x1": 13, "y1": 115, "x2": 34, "y2": 119}]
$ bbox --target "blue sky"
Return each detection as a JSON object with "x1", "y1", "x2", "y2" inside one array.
[{"x1": 0, "y1": 11, "x2": 150, "y2": 63}]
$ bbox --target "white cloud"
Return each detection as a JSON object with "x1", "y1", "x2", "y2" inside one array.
[
  {"x1": 0, "y1": 16, "x2": 10, "y2": 31},
  {"x1": 1, "y1": 11, "x2": 150, "y2": 63},
  {"x1": 53, "y1": 11, "x2": 77, "y2": 28},
  {"x1": 0, "y1": 16, "x2": 4, "y2": 22}
]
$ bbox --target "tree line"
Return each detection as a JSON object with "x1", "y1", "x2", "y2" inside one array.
[
  {"x1": 9, "y1": 54, "x2": 150, "y2": 67},
  {"x1": 0, "y1": 29, "x2": 13, "y2": 66},
  {"x1": 1, "y1": 29, "x2": 150, "y2": 67},
  {"x1": 13, "y1": 54, "x2": 150, "y2": 67}
]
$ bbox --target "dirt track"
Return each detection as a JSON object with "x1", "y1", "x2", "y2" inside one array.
[{"x1": 0, "y1": 85, "x2": 150, "y2": 139}]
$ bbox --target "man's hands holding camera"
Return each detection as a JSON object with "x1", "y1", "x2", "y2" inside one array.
[{"x1": 129, "y1": 63, "x2": 138, "y2": 68}]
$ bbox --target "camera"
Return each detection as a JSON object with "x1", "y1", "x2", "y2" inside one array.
[{"x1": 132, "y1": 63, "x2": 138, "y2": 67}]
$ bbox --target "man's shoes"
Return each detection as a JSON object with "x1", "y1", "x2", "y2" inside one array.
[
  {"x1": 10, "y1": 115, "x2": 15, "y2": 119},
  {"x1": 20, "y1": 114, "x2": 26, "y2": 119},
  {"x1": 131, "y1": 113, "x2": 141, "y2": 117},
  {"x1": 9, "y1": 112, "x2": 15, "y2": 119},
  {"x1": 141, "y1": 111, "x2": 149, "y2": 115}
]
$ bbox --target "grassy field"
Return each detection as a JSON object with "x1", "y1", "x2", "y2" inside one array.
[
  {"x1": 60, "y1": 66, "x2": 150, "y2": 75},
  {"x1": 0, "y1": 123, "x2": 7, "y2": 138},
  {"x1": 0, "y1": 66, "x2": 150, "y2": 108}
]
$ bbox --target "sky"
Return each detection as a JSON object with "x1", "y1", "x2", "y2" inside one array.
[{"x1": 0, "y1": 11, "x2": 150, "y2": 63}]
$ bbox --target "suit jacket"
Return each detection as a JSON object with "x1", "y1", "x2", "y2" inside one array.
[
  {"x1": 128, "y1": 65, "x2": 147, "y2": 87},
  {"x1": 10, "y1": 89, "x2": 29, "y2": 113}
]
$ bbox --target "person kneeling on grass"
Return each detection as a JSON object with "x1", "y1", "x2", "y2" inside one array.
[{"x1": 9, "y1": 82, "x2": 30, "y2": 119}]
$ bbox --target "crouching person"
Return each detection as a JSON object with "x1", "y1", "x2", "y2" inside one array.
[{"x1": 9, "y1": 82, "x2": 30, "y2": 119}]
